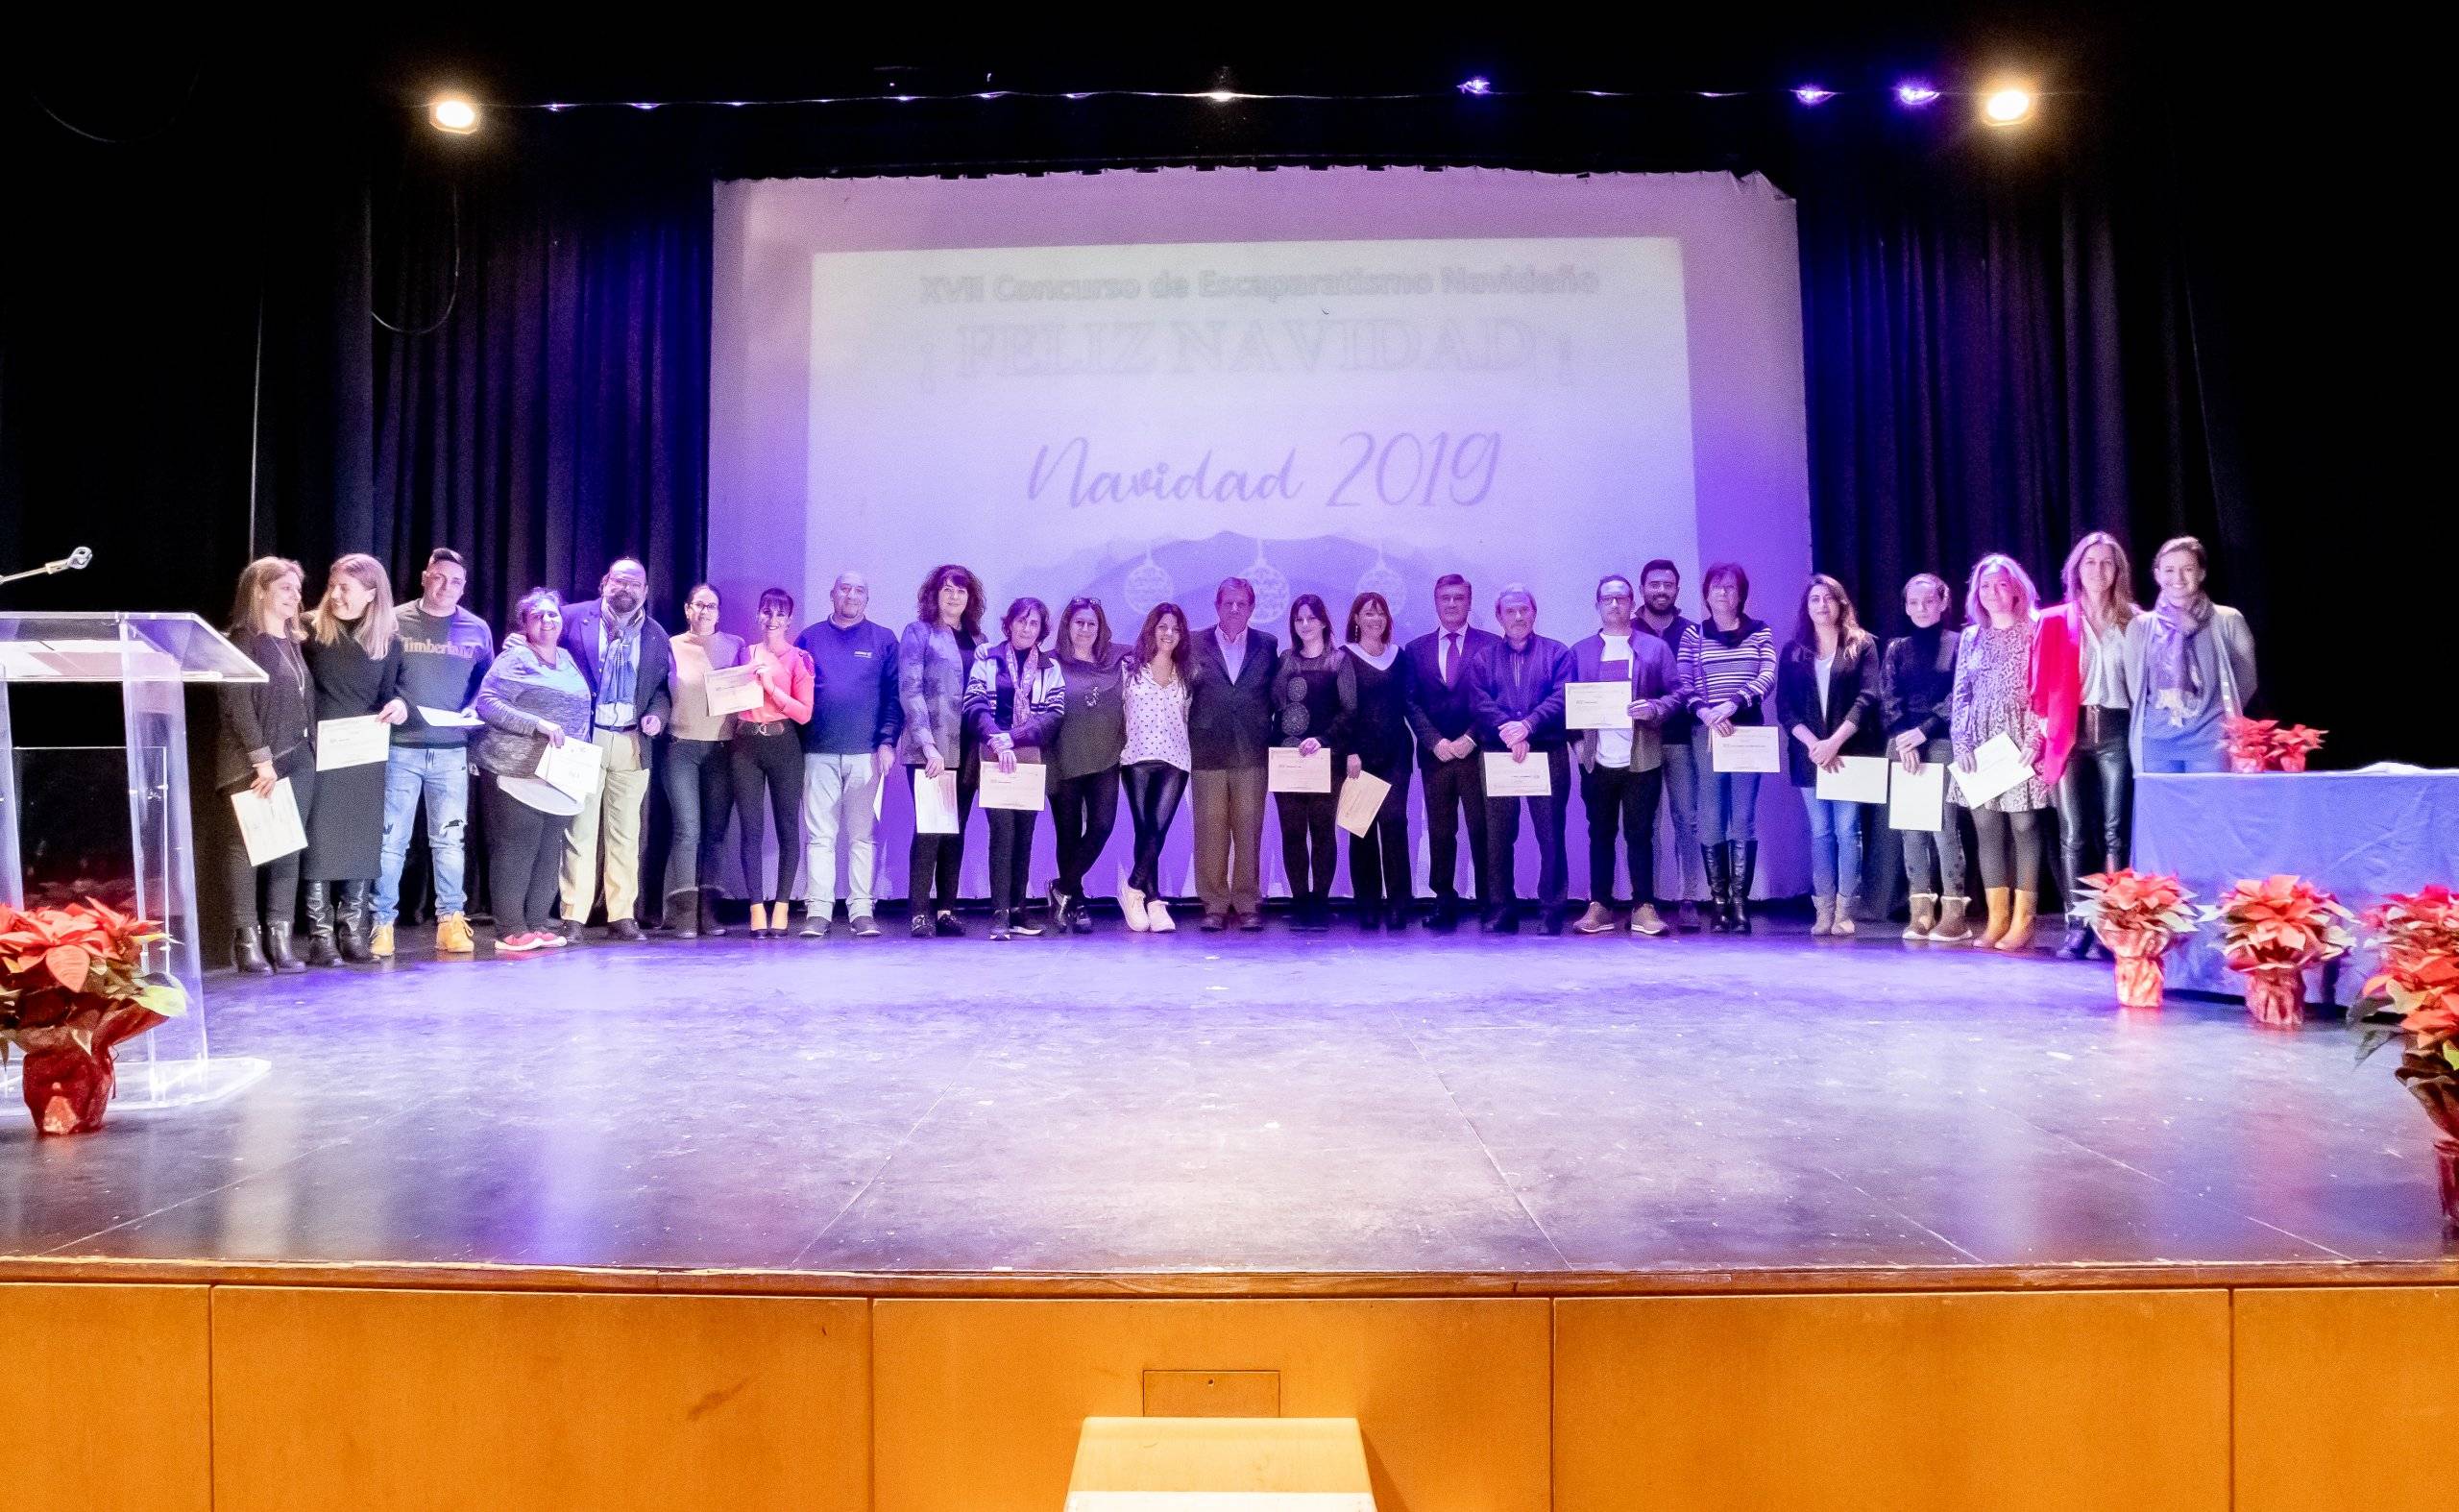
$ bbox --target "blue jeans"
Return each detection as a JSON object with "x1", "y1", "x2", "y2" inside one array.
[
  {"x1": 374, "y1": 745, "x2": 471, "y2": 925},
  {"x1": 1690, "y1": 726, "x2": 1762, "y2": 844},
  {"x1": 2135, "y1": 726, "x2": 2229, "y2": 774},
  {"x1": 1801, "y1": 789, "x2": 1864, "y2": 901}
]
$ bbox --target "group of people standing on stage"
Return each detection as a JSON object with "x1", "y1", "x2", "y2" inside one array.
[{"x1": 211, "y1": 529, "x2": 2254, "y2": 963}]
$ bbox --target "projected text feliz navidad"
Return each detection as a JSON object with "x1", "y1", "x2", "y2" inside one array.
[
  {"x1": 1027, "y1": 431, "x2": 1501, "y2": 510},
  {"x1": 955, "y1": 318, "x2": 1538, "y2": 377}
]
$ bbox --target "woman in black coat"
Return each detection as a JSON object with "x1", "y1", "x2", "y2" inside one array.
[
  {"x1": 1340, "y1": 592, "x2": 1416, "y2": 932},
  {"x1": 300, "y1": 553, "x2": 407, "y2": 964},
  {"x1": 1775, "y1": 574, "x2": 1882, "y2": 937},
  {"x1": 214, "y1": 557, "x2": 317, "y2": 974}
]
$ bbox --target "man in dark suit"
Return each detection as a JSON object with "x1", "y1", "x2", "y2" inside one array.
[
  {"x1": 1185, "y1": 576, "x2": 1279, "y2": 931},
  {"x1": 555, "y1": 557, "x2": 674, "y2": 941},
  {"x1": 1466, "y1": 583, "x2": 1576, "y2": 934},
  {"x1": 1402, "y1": 573, "x2": 1500, "y2": 931}
]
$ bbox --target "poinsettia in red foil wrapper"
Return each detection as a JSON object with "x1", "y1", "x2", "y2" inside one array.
[
  {"x1": 2072, "y1": 870, "x2": 2199, "y2": 1011},
  {"x1": 2351, "y1": 888, "x2": 2459, "y2": 1232},
  {"x1": 0, "y1": 899, "x2": 187, "y2": 1135},
  {"x1": 2221, "y1": 715, "x2": 2328, "y2": 772},
  {"x1": 2209, "y1": 875, "x2": 2355, "y2": 1028}
]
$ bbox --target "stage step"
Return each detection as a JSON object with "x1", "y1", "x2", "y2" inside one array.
[{"x1": 1065, "y1": 1417, "x2": 1375, "y2": 1510}]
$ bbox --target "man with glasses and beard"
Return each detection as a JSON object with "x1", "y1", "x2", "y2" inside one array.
[
  {"x1": 557, "y1": 557, "x2": 673, "y2": 942},
  {"x1": 1635, "y1": 558, "x2": 1706, "y2": 930}
]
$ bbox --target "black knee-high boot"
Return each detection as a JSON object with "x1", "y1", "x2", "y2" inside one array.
[
  {"x1": 302, "y1": 882, "x2": 341, "y2": 966},
  {"x1": 1724, "y1": 841, "x2": 1757, "y2": 935},
  {"x1": 337, "y1": 880, "x2": 376, "y2": 963},
  {"x1": 1702, "y1": 845, "x2": 1732, "y2": 934}
]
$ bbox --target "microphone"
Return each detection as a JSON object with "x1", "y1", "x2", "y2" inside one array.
[{"x1": 49, "y1": 547, "x2": 93, "y2": 573}]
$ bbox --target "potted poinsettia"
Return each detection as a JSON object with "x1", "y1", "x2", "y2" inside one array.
[
  {"x1": 2351, "y1": 887, "x2": 2459, "y2": 1233},
  {"x1": 0, "y1": 900, "x2": 187, "y2": 1135},
  {"x1": 2221, "y1": 715, "x2": 2328, "y2": 772},
  {"x1": 2269, "y1": 723, "x2": 2326, "y2": 772},
  {"x1": 2208, "y1": 875, "x2": 2354, "y2": 1028},
  {"x1": 2070, "y1": 870, "x2": 2199, "y2": 1010}
]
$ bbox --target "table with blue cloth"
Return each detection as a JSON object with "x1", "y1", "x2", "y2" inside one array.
[{"x1": 2132, "y1": 769, "x2": 2459, "y2": 1004}]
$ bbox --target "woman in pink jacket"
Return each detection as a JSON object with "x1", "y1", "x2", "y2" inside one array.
[{"x1": 2030, "y1": 532, "x2": 2139, "y2": 960}]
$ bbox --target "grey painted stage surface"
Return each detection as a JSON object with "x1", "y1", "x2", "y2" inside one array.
[{"x1": 5, "y1": 924, "x2": 2452, "y2": 1276}]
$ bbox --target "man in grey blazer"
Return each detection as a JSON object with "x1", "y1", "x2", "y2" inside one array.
[
  {"x1": 1185, "y1": 577, "x2": 1280, "y2": 931},
  {"x1": 555, "y1": 557, "x2": 674, "y2": 941}
]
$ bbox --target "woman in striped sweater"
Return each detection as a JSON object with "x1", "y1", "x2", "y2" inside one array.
[{"x1": 1678, "y1": 563, "x2": 1779, "y2": 934}]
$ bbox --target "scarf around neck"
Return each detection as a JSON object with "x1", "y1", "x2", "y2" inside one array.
[{"x1": 2147, "y1": 595, "x2": 2213, "y2": 717}]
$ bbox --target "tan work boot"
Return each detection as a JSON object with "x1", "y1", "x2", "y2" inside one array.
[
  {"x1": 1573, "y1": 902, "x2": 1619, "y2": 934},
  {"x1": 1629, "y1": 903, "x2": 1668, "y2": 937},
  {"x1": 1995, "y1": 892, "x2": 2038, "y2": 952},
  {"x1": 1929, "y1": 896, "x2": 1973, "y2": 941},
  {"x1": 1976, "y1": 888, "x2": 2013, "y2": 947},
  {"x1": 369, "y1": 922, "x2": 396, "y2": 959},
  {"x1": 1905, "y1": 893, "x2": 1937, "y2": 939},
  {"x1": 434, "y1": 914, "x2": 474, "y2": 954}
]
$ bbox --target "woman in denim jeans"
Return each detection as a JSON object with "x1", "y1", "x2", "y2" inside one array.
[
  {"x1": 1776, "y1": 574, "x2": 1882, "y2": 937},
  {"x1": 662, "y1": 584, "x2": 744, "y2": 938}
]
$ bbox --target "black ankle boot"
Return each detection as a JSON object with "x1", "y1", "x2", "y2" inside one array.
[
  {"x1": 263, "y1": 924, "x2": 306, "y2": 974},
  {"x1": 666, "y1": 888, "x2": 700, "y2": 939},
  {"x1": 1702, "y1": 845, "x2": 1733, "y2": 933},
  {"x1": 699, "y1": 887, "x2": 728, "y2": 937},
  {"x1": 302, "y1": 882, "x2": 341, "y2": 966},
  {"x1": 1728, "y1": 841, "x2": 1758, "y2": 935},
  {"x1": 336, "y1": 881, "x2": 376, "y2": 963},
  {"x1": 232, "y1": 926, "x2": 271, "y2": 975}
]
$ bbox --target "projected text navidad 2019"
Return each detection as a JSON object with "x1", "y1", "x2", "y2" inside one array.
[{"x1": 1025, "y1": 431, "x2": 1500, "y2": 510}]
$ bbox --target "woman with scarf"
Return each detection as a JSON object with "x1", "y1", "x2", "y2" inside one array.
[
  {"x1": 1881, "y1": 573, "x2": 1968, "y2": 941},
  {"x1": 966, "y1": 597, "x2": 1066, "y2": 940},
  {"x1": 2124, "y1": 536, "x2": 2257, "y2": 775}
]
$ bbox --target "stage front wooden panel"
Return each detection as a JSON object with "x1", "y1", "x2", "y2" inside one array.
[
  {"x1": 2233, "y1": 1285, "x2": 2459, "y2": 1512},
  {"x1": 208, "y1": 1287, "x2": 872, "y2": 1512},
  {"x1": 1553, "y1": 1290, "x2": 2231, "y2": 1512},
  {"x1": 870, "y1": 1297, "x2": 1551, "y2": 1511},
  {"x1": 0, "y1": 1281, "x2": 211, "y2": 1512}
]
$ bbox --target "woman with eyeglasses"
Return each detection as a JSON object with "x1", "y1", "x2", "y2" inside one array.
[
  {"x1": 731, "y1": 588, "x2": 816, "y2": 937},
  {"x1": 965, "y1": 597, "x2": 1065, "y2": 940},
  {"x1": 662, "y1": 583, "x2": 744, "y2": 939},
  {"x1": 1048, "y1": 596, "x2": 1129, "y2": 933}
]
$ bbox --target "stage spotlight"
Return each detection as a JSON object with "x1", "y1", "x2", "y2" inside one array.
[
  {"x1": 428, "y1": 94, "x2": 479, "y2": 134},
  {"x1": 1458, "y1": 76, "x2": 1493, "y2": 96},
  {"x1": 1982, "y1": 85, "x2": 2035, "y2": 126},
  {"x1": 1894, "y1": 81, "x2": 1940, "y2": 108},
  {"x1": 1792, "y1": 85, "x2": 1834, "y2": 106},
  {"x1": 1206, "y1": 88, "x2": 1236, "y2": 103}
]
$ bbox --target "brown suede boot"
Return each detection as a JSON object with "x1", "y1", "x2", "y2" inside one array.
[
  {"x1": 1976, "y1": 888, "x2": 2013, "y2": 947},
  {"x1": 1929, "y1": 896, "x2": 1973, "y2": 942},
  {"x1": 1995, "y1": 892, "x2": 2039, "y2": 952},
  {"x1": 1905, "y1": 892, "x2": 1938, "y2": 940}
]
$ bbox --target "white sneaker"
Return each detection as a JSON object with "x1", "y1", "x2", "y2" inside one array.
[
  {"x1": 1121, "y1": 884, "x2": 1150, "y2": 932},
  {"x1": 1146, "y1": 899, "x2": 1176, "y2": 932}
]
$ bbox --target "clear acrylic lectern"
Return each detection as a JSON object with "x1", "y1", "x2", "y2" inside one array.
[{"x1": 0, "y1": 612, "x2": 272, "y2": 1108}]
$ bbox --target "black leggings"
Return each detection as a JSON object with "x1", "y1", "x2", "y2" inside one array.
[
  {"x1": 220, "y1": 757, "x2": 317, "y2": 929},
  {"x1": 1347, "y1": 764, "x2": 1413, "y2": 915},
  {"x1": 1051, "y1": 768, "x2": 1121, "y2": 896},
  {"x1": 2057, "y1": 708, "x2": 2132, "y2": 902},
  {"x1": 1970, "y1": 806, "x2": 2044, "y2": 892},
  {"x1": 907, "y1": 769, "x2": 977, "y2": 915},
  {"x1": 1276, "y1": 787, "x2": 1340, "y2": 903},
  {"x1": 987, "y1": 808, "x2": 1038, "y2": 914},
  {"x1": 1121, "y1": 761, "x2": 1187, "y2": 894},
  {"x1": 481, "y1": 775, "x2": 571, "y2": 937},
  {"x1": 731, "y1": 725, "x2": 805, "y2": 902}
]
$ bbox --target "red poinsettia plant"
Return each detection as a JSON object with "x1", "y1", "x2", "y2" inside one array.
[
  {"x1": 2222, "y1": 715, "x2": 2328, "y2": 772},
  {"x1": 0, "y1": 899, "x2": 188, "y2": 1135},
  {"x1": 2208, "y1": 875, "x2": 2355, "y2": 972},
  {"x1": 2351, "y1": 888, "x2": 2459, "y2": 1158},
  {"x1": 2071, "y1": 869, "x2": 2199, "y2": 939}
]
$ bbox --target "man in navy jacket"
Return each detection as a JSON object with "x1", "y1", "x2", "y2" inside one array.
[
  {"x1": 1465, "y1": 584, "x2": 1575, "y2": 934},
  {"x1": 556, "y1": 557, "x2": 674, "y2": 941},
  {"x1": 1402, "y1": 573, "x2": 1501, "y2": 931}
]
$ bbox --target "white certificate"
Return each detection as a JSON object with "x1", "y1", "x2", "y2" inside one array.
[
  {"x1": 913, "y1": 769, "x2": 962, "y2": 834},
  {"x1": 1564, "y1": 680, "x2": 1631, "y2": 731},
  {"x1": 230, "y1": 777, "x2": 308, "y2": 866},
  {"x1": 1267, "y1": 745, "x2": 1332, "y2": 793},
  {"x1": 1482, "y1": 750, "x2": 1552, "y2": 796},
  {"x1": 1950, "y1": 733, "x2": 2032, "y2": 807},
  {"x1": 1335, "y1": 770, "x2": 1392, "y2": 837},
  {"x1": 315, "y1": 715, "x2": 391, "y2": 770},
  {"x1": 415, "y1": 704, "x2": 483, "y2": 729},
  {"x1": 536, "y1": 735, "x2": 604, "y2": 800},
  {"x1": 1887, "y1": 761, "x2": 1947, "y2": 832},
  {"x1": 1709, "y1": 725, "x2": 1782, "y2": 773},
  {"x1": 979, "y1": 762, "x2": 1047, "y2": 812},
  {"x1": 1814, "y1": 755, "x2": 1889, "y2": 805},
  {"x1": 704, "y1": 662, "x2": 763, "y2": 718}
]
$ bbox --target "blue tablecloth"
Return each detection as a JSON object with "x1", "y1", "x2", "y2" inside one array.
[{"x1": 2133, "y1": 771, "x2": 2459, "y2": 1003}]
